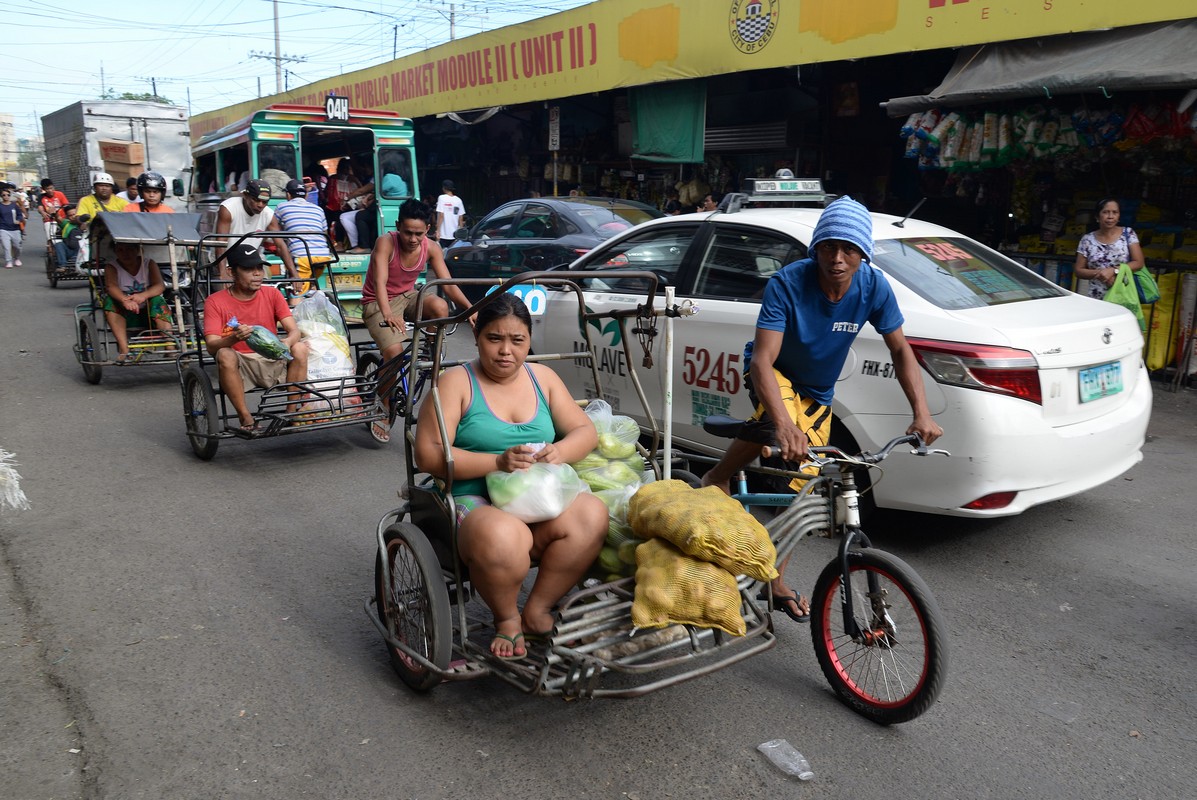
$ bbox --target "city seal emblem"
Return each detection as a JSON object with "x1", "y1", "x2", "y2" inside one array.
[{"x1": 729, "y1": 0, "x2": 779, "y2": 54}]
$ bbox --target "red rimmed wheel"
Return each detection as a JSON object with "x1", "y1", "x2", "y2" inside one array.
[{"x1": 810, "y1": 549, "x2": 948, "y2": 724}]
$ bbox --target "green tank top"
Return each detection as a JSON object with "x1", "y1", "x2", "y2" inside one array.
[{"x1": 451, "y1": 362, "x2": 556, "y2": 497}]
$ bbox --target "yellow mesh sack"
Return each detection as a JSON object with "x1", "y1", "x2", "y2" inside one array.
[
  {"x1": 631, "y1": 539, "x2": 745, "y2": 636},
  {"x1": 628, "y1": 480, "x2": 779, "y2": 582}
]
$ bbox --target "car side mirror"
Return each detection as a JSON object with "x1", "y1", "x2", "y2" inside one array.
[
  {"x1": 172, "y1": 178, "x2": 185, "y2": 197},
  {"x1": 453, "y1": 226, "x2": 469, "y2": 241}
]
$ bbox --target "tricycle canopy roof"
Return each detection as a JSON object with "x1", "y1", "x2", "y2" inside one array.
[{"x1": 89, "y1": 212, "x2": 204, "y2": 246}]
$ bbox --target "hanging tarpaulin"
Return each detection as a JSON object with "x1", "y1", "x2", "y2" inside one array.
[
  {"x1": 884, "y1": 19, "x2": 1197, "y2": 118},
  {"x1": 631, "y1": 81, "x2": 705, "y2": 163}
]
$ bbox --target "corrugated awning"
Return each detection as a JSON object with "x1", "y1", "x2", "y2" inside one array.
[{"x1": 884, "y1": 19, "x2": 1197, "y2": 118}]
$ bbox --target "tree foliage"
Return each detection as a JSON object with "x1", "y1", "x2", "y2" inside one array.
[{"x1": 99, "y1": 90, "x2": 174, "y2": 104}]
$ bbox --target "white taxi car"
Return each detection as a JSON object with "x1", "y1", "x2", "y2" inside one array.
[{"x1": 530, "y1": 183, "x2": 1152, "y2": 517}]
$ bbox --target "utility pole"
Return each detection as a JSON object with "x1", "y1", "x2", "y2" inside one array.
[
  {"x1": 433, "y1": 2, "x2": 485, "y2": 42},
  {"x1": 273, "y1": 0, "x2": 282, "y2": 93},
  {"x1": 248, "y1": 1, "x2": 304, "y2": 95},
  {"x1": 249, "y1": 51, "x2": 306, "y2": 95}
]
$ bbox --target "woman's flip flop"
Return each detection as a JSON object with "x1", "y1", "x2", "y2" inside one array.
[{"x1": 491, "y1": 632, "x2": 527, "y2": 660}]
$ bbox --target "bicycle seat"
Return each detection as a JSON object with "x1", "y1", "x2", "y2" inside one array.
[{"x1": 703, "y1": 414, "x2": 746, "y2": 439}]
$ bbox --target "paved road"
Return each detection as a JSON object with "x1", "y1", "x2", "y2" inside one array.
[{"x1": 2, "y1": 224, "x2": 1196, "y2": 799}]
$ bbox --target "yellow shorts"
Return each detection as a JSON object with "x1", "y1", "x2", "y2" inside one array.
[
  {"x1": 746, "y1": 367, "x2": 832, "y2": 489},
  {"x1": 294, "y1": 256, "x2": 331, "y2": 295}
]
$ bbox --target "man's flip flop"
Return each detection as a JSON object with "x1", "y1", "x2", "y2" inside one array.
[
  {"x1": 491, "y1": 632, "x2": 527, "y2": 661},
  {"x1": 757, "y1": 588, "x2": 810, "y2": 624},
  {"x1": 368, "y1": 400, "x2": 391, "y2": 443}
]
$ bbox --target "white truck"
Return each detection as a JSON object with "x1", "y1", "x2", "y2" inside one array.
[{"x1": 41, "y1": 100, "x2": 191, "y2": 205}]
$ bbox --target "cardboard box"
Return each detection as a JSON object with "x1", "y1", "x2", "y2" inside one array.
[
  {"x1": 104, "y1": 163, "x2": 145, "y2": 186},
  {"x1": 98, "y1": 139, "x2": 145, "y2": 165}
]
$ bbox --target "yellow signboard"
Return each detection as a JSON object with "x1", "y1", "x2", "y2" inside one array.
[{"x1": 192, "y1": 0, "x2": 1195, "y2": 140}]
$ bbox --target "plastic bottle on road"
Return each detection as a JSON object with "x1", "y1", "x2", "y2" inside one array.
[{"x1": 757, "y1": 739, "x2": 815, "y2": 781}]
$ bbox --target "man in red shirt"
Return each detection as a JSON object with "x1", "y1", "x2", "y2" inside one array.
[
  {"x1": 37, "y1": 178, "x2": 69, "y2": 236},
  {"x1": 203, "y1": 244, "x2": 309, "y2": 431}
]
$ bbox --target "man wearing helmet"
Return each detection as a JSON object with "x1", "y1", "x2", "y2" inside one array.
[
  {"x1": 122, "y1": 172, "x2": 173, "y2": 213},
  {"x1": 76, "y1": 172, "x2": 128, "y2": 219}
]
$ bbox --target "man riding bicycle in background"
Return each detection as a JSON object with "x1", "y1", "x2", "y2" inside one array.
[
  {"x1": 37, "y1": 178, "x2": 69, "y2": 238},
  {"x1": 701, "y1": 195, "x2": 943, "y2": 624}
]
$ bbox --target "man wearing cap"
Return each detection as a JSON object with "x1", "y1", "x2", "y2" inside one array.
[
  {"x1": 215, "y1": 179, "x2": 275, "y2": 259},
  {"x1": 700, "y1": 196, "x2": 943, "y2": 623},
  {"x1": 267, "y1": 178, "x2": 334, "y2": 302},
  {"x1": 434, "y1": 179, "x2": 465, "y2": 249},
  {"x1": 203, "y1": 243, "x2": 309, "y2": 432},
  {"x1": 76, "y1": 173, "x2": 128, "y2": 221}
]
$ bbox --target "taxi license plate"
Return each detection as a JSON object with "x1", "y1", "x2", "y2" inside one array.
[
  {"x1": 334, "y1": 273, "x2": 363, "y2": 290},
  {"x1": 1079, "y1": 361, "x2": 1122, "y2": 403}
]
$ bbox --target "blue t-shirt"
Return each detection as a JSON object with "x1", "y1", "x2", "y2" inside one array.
[
  {"x1": 752, "y1": 258, "x2": 903, "y2": 405},
  {"x1": 381, "y1": 172, "x2": 409, "y2": 198}
]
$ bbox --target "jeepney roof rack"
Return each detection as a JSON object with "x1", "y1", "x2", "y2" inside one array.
[{"x1": 719, "y1": 173, "x2": 831, "y2": 214}]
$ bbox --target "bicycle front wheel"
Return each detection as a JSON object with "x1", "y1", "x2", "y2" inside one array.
[{"x1": 810, "y1": 549, "x2": 948, "y2": 725}]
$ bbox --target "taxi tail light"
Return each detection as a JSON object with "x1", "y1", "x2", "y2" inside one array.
[
  {"x1": 963, "y1": 491, "x2": 1018, "y2": 510},
  {"x1": 908, "y1": 338, "x2": 1042, "y2": 405}
]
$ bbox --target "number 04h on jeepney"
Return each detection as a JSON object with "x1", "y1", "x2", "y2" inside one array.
[{"x1": 188, "y1": 102, "x2": 418, "y2": 322}]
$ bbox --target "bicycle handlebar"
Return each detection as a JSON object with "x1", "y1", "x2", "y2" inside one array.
[{"x1": 762, "y1": 433, "x2": 950, "y2": 468}]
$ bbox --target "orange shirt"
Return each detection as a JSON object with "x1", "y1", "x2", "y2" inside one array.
[{"x1": 122, "y1": 203, "x2": 174, "y2": 213}]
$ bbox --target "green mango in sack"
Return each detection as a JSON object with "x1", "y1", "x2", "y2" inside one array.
[{"x1": 1103, "y1": 264, "x2": 1146, "y2": 333}]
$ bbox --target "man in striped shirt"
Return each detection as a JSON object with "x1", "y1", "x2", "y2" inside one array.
[{"x1": 269, "y1": 178, "x2": 334, "y2": 302}]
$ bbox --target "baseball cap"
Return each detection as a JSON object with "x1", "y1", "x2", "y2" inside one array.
[
  {"x1": 244, "y1": 180, "x2": 272, "y2": 201},
  {"x1": 226, "y1": 243, "x2": 269, "y2": 270},
  {"x1": 284, "y1": 178, "x2": 306, "y2": 197}
]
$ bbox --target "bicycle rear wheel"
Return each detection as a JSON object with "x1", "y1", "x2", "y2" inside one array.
[{"x1": 810, "y1": 548, "x2": 948, "y2": 725}]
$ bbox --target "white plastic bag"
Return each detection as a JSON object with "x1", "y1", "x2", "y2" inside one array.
[
  {"x1": 486, "y1": 463, "x2": 587, "y2": 523},
  {"x1": 294, "y1": 291, "x2": 352, "y2": 382}
]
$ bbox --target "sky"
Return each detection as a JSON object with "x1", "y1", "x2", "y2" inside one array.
[{"x1": 1, "y1": 0, "x2": 593, "y2": 140}]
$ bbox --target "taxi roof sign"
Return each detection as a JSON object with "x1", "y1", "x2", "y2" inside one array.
[
  {"x1": 750, "y1": 178, "x2": 824, "y2": 195},
  {"x1": 720, "y1": 177, "x2": 829, "y2": 214}
]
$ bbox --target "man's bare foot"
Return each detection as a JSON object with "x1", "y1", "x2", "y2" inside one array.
[{"x1": 700, "y1": 473, "x2": 730, "y2": 495}]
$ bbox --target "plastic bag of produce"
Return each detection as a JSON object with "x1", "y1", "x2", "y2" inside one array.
[
  {"x1": 294, "y1": 291, "x2": 353, "y2": 381},
  {"x1": 576, "y1": 459, "x2": 642, "y2": 492},
  {"x1": 582, "y1": 399, "x2": 641, "y2": 459},
  {"x1": 632, "y1": 538, "x2": 745, "y2": 636},
  {"x1": 486, "y1": 462, "x2": 587, "y2": 523},
  {"x1": 629, "y1": 480, "x2": 778, "y2": 582},
  {"x1": 594, "y1": 484, "x2": 638, "y2": 522},
  {"x1": 227, "y1": 315, "x2": 292, "y2": 361}
]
